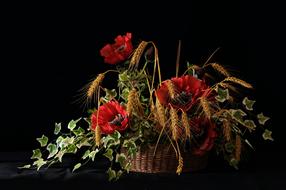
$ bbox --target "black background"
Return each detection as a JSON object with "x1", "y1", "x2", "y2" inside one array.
[{"x1": 1, "y1": 1, "x2": 285, "y2": 172}]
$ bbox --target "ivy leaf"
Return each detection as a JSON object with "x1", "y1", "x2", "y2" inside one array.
[
  {"x1": 68, "y1": 118, "x2": 81, "y2": 131},
  {"x1": 89, "y1": 149, "x2": 99, "y2": 161},
  {"x1": 59, "y1": 137, "x2": 75, "y2": 149},
  {"x1": 73, "y1": 127, "x2": 85, "y2": 136},
  {"x1": 242, "y1": 97, "x2": 255, "y2": 111},
  {"x1": 33, "y1": 158, "x2": 47, "y2": 171},
  {"x1": 257, "y1": 113, "x2": 270, "y2": 125},
  {"x1": 66, "y1": 144, "x2": 77, "y2": 154},
  {"x1": 262, "y1": 129, "x2": 274, "y2": 141},
  {"x1": 230, "y1": 109, "x2": 247, "y2": 123},
  {"x1": 72, "y1": 163, "x2": 81, "y2": 172},
  {"x1": 76, "y1": 139, "x2": 92, "y2": 149},
  {"x1": 116, "y1": 153, "x2": 127, "y2": 168},
  {"x1": 102, "y1": 131, "x2": 121, "y2": 149},
  {"x1": 116, "y1": 170, "x2": 124, "y2": 180},
  {"x1": 47, "y1": 143, "x2": 58, "y2": 159},
  {"x1": 229, "y1": 158, "x2": 239, "y2": 170},
  {"x1": 244, "y1": 120, "x2": 257, "y2": 131},
  {"x1": 105, "y1": 88, "x2": 117, "y2": 100},
  {"x1": 31, "y1": 149, "x2": 42, "y2": 160},
  {"x1": 54, "y1": 123, "x2": 61, "y2": 135},
  {"x1": 123, "y1": 140, "x2": 137, "y2": 158},
  {"x1": 36, "y1": 135, "x2": 48, "y2": 147},
  {"x1": 225, "y1": 143, "x2": 235, "y2": 153},
  {"x1": 55, "y1": 150, "x2": 65, "y2": 162},
  {"x1": 107, "y1": 167, "x2": 117, "y2": 181},
  {"x1": 82, "y1": 150, "x2": 90, "y2": 160},
  {"x1": 18, "y1": 164, "x2": 31, "y2": 169},
  {"x1": 103, "y1": 149, "x2": 114, "y2": 161},
  {"x1": 215, "y1": 87, "x2": 229, "y2": 103}
]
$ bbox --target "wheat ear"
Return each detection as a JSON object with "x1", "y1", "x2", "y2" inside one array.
[
  {"x1": 87, "y1": 73, "x2": 105, "y2": 99},
  {"x1": 211, "y1": 63, "x2": 230, "y2": 77},
  {"x1": 223, "y1": 77, "x2": 253, "y2": 89},
  {"x1": 130, "y1": 41, "x2": 148, "y2": 66}
]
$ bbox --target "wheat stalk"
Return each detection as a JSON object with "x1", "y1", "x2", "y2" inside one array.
[
  {"x1": 155, "y1": 98, "x2": 166, "y2": 127},
  {"x1": 166, "y1": 80, "x2": 176, "y2": 99},
  {"x1": 181, "y1": 111, "x2": 191, "y2": 139},
  {"x1": 223, "y1": 77, "x2": 253, "y2": 89},
  {"x1": 95, "y1": 125, "x2": 101, "y2": 147},
  {"x1": 235, "y1": 134, "x2": 242, "y2": 161},
  {"x1": 211, "y1": 63, "x2": 230, "y2": 77},
  {"x1": 170, "y1": 107, "x2": 179, "y2": 141},
  {"x1": 200, "y1": 97, "x2": 211, "y2": 120},
  {"x1": 223, "y1": 120, "x2": 231, "y2": 141},
  {"x1": 176, "y1": 152, "x2": 184, "y2": 175},
  {"x1": 87, "y1": 73, "x2": 105, "y2": 99},
  {"x1": 127, "y1": 88, "x2": 137, "y2": 115},
  {"x1": 130, "y1": 41, "x2": 148, "y2": 66}
]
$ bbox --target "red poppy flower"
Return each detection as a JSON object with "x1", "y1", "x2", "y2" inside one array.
[
  {"x1": 155, "y1": 75, "x2": 209, "y2": 110},
  {"x1": 100, "y1": 33, "x2": 133, "y2": 65},
  {"x1": 91, "y1": 101, "x2": 129, "y2": 134},
  {"x1": 190, "y1": 118, "x2": 217, "y2": 156}
]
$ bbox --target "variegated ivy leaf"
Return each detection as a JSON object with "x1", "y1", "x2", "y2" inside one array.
[
  {"x1": 262, "y1": 129, "x2": 274, "y2": 141},
  {"x1": 107, "y1": 167, "x2": 117, "y2": 181},
  {"x1": 54, "y1": 122, "x2": 61, "y2": 135},
  {"x1": 56, "y1": 136, "x2": 64, "y2": 147},
  {"x1": 89, "y1": 149, "x2": 99, "y2": 161},
  {"x1": 66, "y1": 144, "x2": 77, "y2": 154},
  {"x1": 68, "y1": 118, "x2": 81, "y2": 131},
  {"x1": 73, "y1": 127, "x2": 85, "y2": 136},
  {"x1": 242, "y1": 97, "x2": 255, "y2": 111},
  {"x1": 244, "y1": 120, "x2": 257, "y2": 131},
  {"x1": 116, "y1": 153, "x2": 127, "y2": 168},
  {"x1": 103, "y1": 149, "x2": 114, "y2": 161},
  {"x1": 59, "y1": 137, "x2": 75, "y2": 149},
  {"x1": 31, "y1": 149, "x2": 42, "y2": 159},
  {"x1": 123, "y1": 139, "x2": 137, "y2": 158},
  {"x1": 229, "y1": 158, "x2": 239, "y2": 170},
  {"x1": 36, "y1": 135, "x2": 48, "y2": 147},
  {"x1": 76, "y1": 139, "x2": 92, "y2": 149},
  {"x1": 215, "y1": 87, "x2": 229, "y2": 103},
  {"x1": 72, "y1": 163, "x2": 81, "y2": 172},
  {"x1": 225, "y1": 143, "x2": 235, "y2": 153},
  {"x1": 33, "y1": 158, "x2": 47, "y2": 171},
  {"x1": 102, "y1": 131, "x2": 121, "y2": 149},
  {"x1": 104, "y1": 88, "x2": 117, "y2": 100},
  {"x1": 116, "y1": 170, "x2": 124, "y2": 180},
  {"x1": 47, "y1": 143, "x2": 58, "y2": 159},
  {"x1": 230, "y1": 109, "x2": 247, "y2": 123},
  {"x1": 257, "y1": 113, "x2": 270, "y2": 125},
  {"x1": 18, "y1": 164, "x2": 31, "y2": 169},
  {"x1": 82, "y1": 150, "x2": 90, "y2": 160},
  {"x1": 55, "y1": 150, "x2": 65, "y2": 162}
]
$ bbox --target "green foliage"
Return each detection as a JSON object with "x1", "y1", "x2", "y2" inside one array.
[
  {"x1": 31, "y1": 149, "x2": 42, "y2": 159},
  {"x1": 54, "y1": 123, "x2": 61, "y2": 135},
  {"x1": 216, "y1": 87, "x2": 229, "y2": 103},
  {"x1": 102, "y1": 131, "x2": 121, "y2": 149},
  {"x1": 36, "y1": 135, "x2": 48, "y2": 147},
  {"x1": 262, "y1": 129, "x2": 274, "y2": 141},
  {"x1": 72, "y1": 163, "x2": 81, "y2": 172},
  {"x1": 103, "y1": 149, "x2": 114, "y2": 161},
  {"x1": 242, "y1": 97, "x2": 255, "y2": 111},
  {"x1": 33, "y1": 158, "x2": 46, "y2": 171},
  {"x1": 47, "y1": 143, "x2": 58, "y2": 159},
  {"x1": 257, "y1": 113, "x2": 270, "y2": 125},
  {"x1": 68, "y1": 118, "x2": 81, "y2": 131}
]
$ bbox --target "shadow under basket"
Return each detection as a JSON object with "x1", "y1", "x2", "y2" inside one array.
[{"x1": 122, "y1": 144, "x2": 208, "y2": 173}]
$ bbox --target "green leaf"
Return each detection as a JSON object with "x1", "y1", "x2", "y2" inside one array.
[
  {"x1": 59, "y1": 137, "x2": 75, "y2": 149},
  {"x1": 31, "y1": 149, "x2": 42, "y2": 160},
  {"x1": 116, "y1": 153, "x2": 127, "y2": 168},
  {"x1": 18, "y1": 164, "x2": 31, "y2": 169},
  {"x1": 229, "y1": 158, "x2": 239, "y2": 170},
  {"x1": 230, "y1": 109, "x2": 247, "y2": 123},
  {"x1": 242, "y1": 97, "x2": 256, "y2": 111},
  {"x1": 105, "y1": 88, "x2": 117, "y2": 100},
  {"x1": 107, "y1": 167, "x2": 117, "y2": 181},
  {"x1": 244, "y1": 120, "x2": 257, "y2": 131},
  {"x1": 72, "y1": 163, "x2": 81, "y2": 172},
  {"x1": 68, "y1": 118, "x2": 81, "y2": 131},
  {"x1": 116, "y1": 170, "x2": 124, "y2": 180},
  {"x1": 33, "y1": 158, "x2": 47, "y2": 171},
  {"x1": 103, "y1": 149, "x2": 114, "y2": 161},
  {"x1": 257, "y1": 113, "x2": 270, "y2": 125},
  {"x1": 82, "y1": 150, "x2": 90, "y2": 160},
  {"x1": 36, "y1": 135, "x2": 48, "y2": 147},
  {"x1": 76, "y1": 139, "x2": 92, "y2": 149},
  {"x1": 55, "y1": 150, "x2": 65, "y2": 162},
  {"x1": 89, "y1": 149, "x2": 99, "y2": 161},
  {"x1": 47, "y1": 143, "x2": 58, "y2": 159},
  {"x1": 73, "y1": 127, "x2": 85, "y2": 136},
  {"x1": 56, "y1": 136, "x2": 64, "y2": 147},
  {"x1": 102, "y1": 131, "x2": 121, "y2": 149},
  {"x1": 215, "y1": 87, "x2": 229, "y2": 103},
  {"x1": 123, "y1": 140, "x2": 137, "y2": 158},
  {"x1": 66, "y1": 144, "x2": 77, "y2": 154},
  {"x1": 225, "y1": 143, "x2": 235, "y2": 153},
  {"x1": 54, "y1": 122, "x2": 61, "y2": 135},
  {"x1": 262, "y1": 129, "x2": 274, "y2": 141}
]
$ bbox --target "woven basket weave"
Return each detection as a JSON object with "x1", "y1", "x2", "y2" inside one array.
[{"x1": 122, "y1": 144, "x2": 208, "y2": 173}]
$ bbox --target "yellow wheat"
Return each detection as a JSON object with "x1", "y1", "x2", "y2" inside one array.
[
  {"x1": 170, "y1": 107, "x2": 179, "y2": 141},
  {"x1": 224, "y1": 77, "x2": 253, "y2": 89},
  {"x1": 223, "y1": 120, "x2": 231, "y2": 141},
  {"x1": 155, "y1": 98, "x2": 166, "y2": 127},
  {"x1": 211, "y1": 63, "x2": 230, "y2": 77},
  {"x1": 166, "y1": 80, "x2": 176, "y2": 99},
  {"x1": 200, "y1": 97, "x2": 211, "y2": 119},
  {"x1": 95, "y1": 125, "x2": 101, "y2": 147},
  {"x1": 176, "y1": 154, "x2": 184, "y2": 175},
  {"x1": 130, "y1": 41, "x2": 148, "y2": 66},
  {"x1": 87, "y1": 73, "x2": 105, "y2": 99},
  {"x1": 181, "y1": 111, "x2": 191, "y2": 139},
  {"x1": 127, "y1": 88, "x2": 137, "y2": 115}
]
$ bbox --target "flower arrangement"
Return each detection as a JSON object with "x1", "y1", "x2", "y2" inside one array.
[{"x1": 22, "y1": 33, "x2": 273, "y2": 181}]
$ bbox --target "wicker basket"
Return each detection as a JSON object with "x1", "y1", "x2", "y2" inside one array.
[{"x1": 121, "y1": 144, "x2": 208, "y2": 173}]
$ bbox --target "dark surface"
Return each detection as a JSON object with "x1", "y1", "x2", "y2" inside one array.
[{"x1": 0, "y1": 152, "x2": 285, "y2": 190}]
